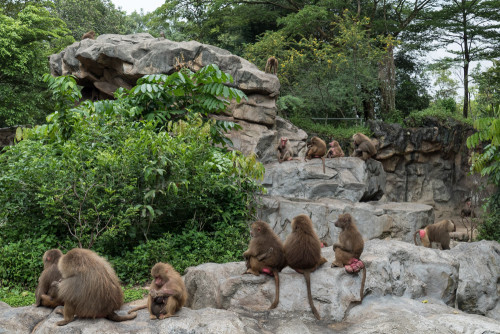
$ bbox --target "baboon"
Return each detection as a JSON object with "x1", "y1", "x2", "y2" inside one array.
[
  {"x1": 283, "y1": 214, "x2": 328, "y2": 320},
  {"x1": 55, "y1": 248, "x2": 137, "y2": 326},
  {"x1": 330, "y1": 214, "x2": 366, "y2": 302},
  {"x1": 128, "y1": 262, "x2": 187, "y2": 319},
  {"x1": 277, "y1": 137, "x2": 294, "y2": 163},
  {"x1": 305, "y1": 136, "x2": 327, "y2": 173},
  {"x1": 243, "y1": 220, "x2": 286, "y2": 309},
  {"x1": 265, "y1": 56, "x2": 278, "y2": 75},
  {"x1": 326, "y1": 140, "x2": 345, "y2": 158},
  {"x1": 351, "y1": 133, "x2": 376, "y2": 161},
  {"x1": 81, "y1": 30, "x2": 95, "y2": 40},
  {"x1": 35, "y1": 249, "x2": 64, "y2": 308},
  {"x1": 150, "y1": 295, "x2": 168, "y2": 319},
  {"x1": 461, "y1": 199, "x2": 475, "y2": 218},
  {"x1": 414, "y1": 219, "x2": 456, "y2": 250}
]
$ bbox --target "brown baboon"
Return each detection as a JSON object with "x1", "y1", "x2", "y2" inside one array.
[
  {"x1": 326, "y1": 140, "x2": 345, "y2": 158},
  {"x1": 35, "y1": 249, "x2": 64, "y2": 308},
  {"x1": 55, "y1": 248, "x2": 137, "y2": 326},
  {"x1": 265, "y1": 57, "x2": 278, "y2": 75},
  {"x1": 461, "y1": 199, "x2": 475, "y2": 218},
  {"x1": 243, "y1": 220, "x2": 286, "y2": 309},
  {"x1": 305, "y1": 136, "x2": 327, "y2": 173},
  {"x1": 81, "y1": 30, "x2": 95, "y2": 40},
  {"x1": 351, "y1": 133, "x2": 376, "y2": 161},
  {"x1": 330, "y1": 214, "x2": 366, "y2": 302},
  {"x1": 414, "y1": 219, "x2": 456, "y2": 250},
  {"x1": 277, "y1": 137, "x2": 294, "y2": 163},
  {"x1": 283, "y1": 214, "x2": 328, "y2": 320},
  {"x1": 128, "y1": 262, "x2": 187, "y2": 319}
]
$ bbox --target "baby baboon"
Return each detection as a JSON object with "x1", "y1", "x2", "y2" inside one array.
[
  {"x1": 414, "y1": 219, "x2": 456, "y2": 250},
  {"x1": 150, "y1": 295, "x2": 168, "y2": 319},
  {"x1": 35, "y1": 249, "x2": 64, "y2": 308},
  {"x1": 81, "y1": 30, "x2": 95, "y2": 40},
  {"x1": 277, "y1": 137, "x2": 294, "y2": 163},
  {"x1": 265, "y1": 56, "x2": 278, "y2": 75},
  {"x1": 283, "y1": 214, "x2": 328, "y2": 320},
  {"x1": 331, "y1": 214, "x2": 366, "y2": 302},
  {"x1": 351, "y1": 133, "x2": 376, "y2": 161},
  {"x1": 128, "y1": 262, "x2": 187, "y2": 319},
  {"x1": 326, "y1": 140, "x2": 345, "y2": 158},
  {"x1": 305, "y1": 136, "x2": 327, "y2": 173},
  {"x1": 243, "y1": 220, "x2": 286, "y2": 309},
  {"x1": 55, "y1": 248, "x2": 137, "y2": 326}
]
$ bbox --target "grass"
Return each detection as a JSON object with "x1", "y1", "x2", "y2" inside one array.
[{"x1": 0, "y1": 286, "x2": 148, "y2": 307}]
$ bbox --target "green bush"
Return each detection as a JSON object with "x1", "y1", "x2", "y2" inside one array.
[
  {"x1": 0, "y1": 66, "x2": 264, "y2": 289},
  {"x1": 405, "y1": 102, "x2": 472, "y2": 127}
]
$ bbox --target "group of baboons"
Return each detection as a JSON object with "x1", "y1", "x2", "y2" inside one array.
[
  {"x1": 277, "y1": 133, "x2": 378, "y2": 172},
  {"x1": 35, "y1": 212, "x2": 456, "y2": 324}
]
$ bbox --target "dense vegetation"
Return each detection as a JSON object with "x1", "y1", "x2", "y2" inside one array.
[
  {"x1": 0, "y1": 67, "x2": 264, "y2": 302},
  {"x1": 0, "y1": 0, "x2": 498, "y2": 304}
]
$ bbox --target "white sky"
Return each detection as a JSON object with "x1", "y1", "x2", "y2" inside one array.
[{"x1": 111, "y1": 0, "x2": 164, "y2": 13}]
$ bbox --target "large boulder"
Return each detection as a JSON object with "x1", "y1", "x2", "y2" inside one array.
[
  {"x1": 49, "y1": 33, "x2": 280, "y2": 125},
  {"x1": 184, "y1": 240, "x2": 499, "y2": 322},
  {"x1": 258, "y1": 196, "x2": 434, "y2": 246},
  {"x1": 262, "y1": 158, "x2": 386, "y2": 202}
]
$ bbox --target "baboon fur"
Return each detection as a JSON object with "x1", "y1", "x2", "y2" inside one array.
[
  {"x1": 277, "y1": 137, "x2": 294, "y2": 163},
  {"x1": 305, "y1": 136, "x2": 327, "y2": 173},
  {"x1": 35, "y1": 249, "x2": 64, "y2": 308},
  {"x1": 331, "y1": 213, "x2": 366, "y2": 302},
  {"x1": 351, "y1": 133, "x2": 376, "y2": 161},
  {"x1": 283, "y1": 214, "x2": 328, "y2": 320},
  {"x1": 243, "y1": 220, "x2": 286, "y2": 309},
  {"x1": 81, "y1": 30, "x2": 95, "y2": 40},
  {"x1": 265, "y1": 57, "x2": 278, "y2": 74},
  {"x1": 326, "y1": 140, "x2": 345, "y2": 158},
  {"x1": 55, "y1": 248, "x2": 136, "y2": 326},
  {"x1": 128, "y1": 262, "x2": 187, "y2": 319},
  {"x1": 414, "y1": 219, "x2": 456, "y2": 250}
]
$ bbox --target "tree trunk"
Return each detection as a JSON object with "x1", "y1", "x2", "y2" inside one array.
[
  {"x1": 378, "y1": 44, "x2": 396, "y2": 116},
  {"x1": 462, "y1": 0, "x2": 469, "y2": 118}
]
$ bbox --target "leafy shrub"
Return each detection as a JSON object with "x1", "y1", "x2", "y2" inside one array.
[
  {"x1": 0, "y1": 66, "x2": 264, "y2": 289},
  {"x1": 405, "y1": 102, "x2": 471, "y2": 127}
]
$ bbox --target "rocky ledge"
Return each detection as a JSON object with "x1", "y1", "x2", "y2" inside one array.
[{"x1": 2, "y1": 240, "x2": 498, "y2": 333}]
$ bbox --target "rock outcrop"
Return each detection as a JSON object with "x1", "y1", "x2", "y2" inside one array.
[
  {"x1": 368, "y1": 119, "x2": 483, "y2": 218},
  {"x1": 49, "y1": 33, "x2": 280, "y2": 126},
  {"x1": 4, "y1": 240, "x2": 498, "y2": 333}
]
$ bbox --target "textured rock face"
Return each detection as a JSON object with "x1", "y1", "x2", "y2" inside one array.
[
  {"x1": 258, "y1": 197, "x2": 433, "y2": 246},
  {"x1": 368, "y1": 119, "x2": 481, "y2": 218},
  {"x1": 49, "y1": 33, "x2": 280, "y2": 125},
  {"x1": 262, "y1": 158, "x2": 386, "y2": 202},
  {"x1": 183, "y1": 240, "x2": 499, "y2": 322}
]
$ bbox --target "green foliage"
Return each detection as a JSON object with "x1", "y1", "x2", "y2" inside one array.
[
  {"x1": 245, "y1": 11, "x2": 394, "y2": 120},
  {"x1": 0, "y1": 4, "x2": 73, "y2": 126},
  {"x1": 111, "y1": 220, "x2": 249, "y2": 284},
  {"x1": 51, "y1": 0, "x2": 136, "y2": 40},
  {"x1": 472, "y1": 60, "x2": 500, "y2": 117},
  {"x1": 0, "y1": 67, "x2": 264, "y2": 289},
  {"x1": 123, "y1": 287, "x2": 148, "y2": 303},
  {"x1": 405, "y1": 102, "x2": 471, "y2": 128},
  {"x1": 0, "y1": 287, "x2": 35, "y2": 307}
]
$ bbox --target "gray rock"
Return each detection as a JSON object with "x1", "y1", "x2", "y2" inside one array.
[
  {"x1": 258, "y1": 197, "x2": 434, "y2": 245},
  {"x1": 185, "y1": 241, "x2": 463, "y2": 321},
  {"x1": 49, "y1": 33, "x2": 280, "y2": 126},
  {"x1": 340, "y1": 296, "x2": 500, "y2": 334},
  {"x1": 262, "y1": 158, "x2": 386, "y2": 202},
  {"x1": 450, "y1": 240, "x2": 500, "y2": 320}
]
